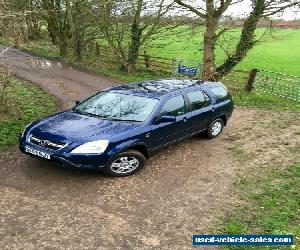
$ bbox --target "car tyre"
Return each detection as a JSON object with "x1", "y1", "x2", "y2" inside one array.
[
  {"x1": 207, "y1": 118, "x2": 224, "y2": 139},
  {"x1": 103, "y1": 150, "x2": 146, "y2": 177}
]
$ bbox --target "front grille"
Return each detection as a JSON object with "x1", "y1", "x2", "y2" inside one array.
[{"x1": 29, "y1": 135, "x2": 67, "y2": 151}]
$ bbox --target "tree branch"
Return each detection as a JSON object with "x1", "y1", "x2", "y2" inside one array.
[{"x1": 173, "y1": 0, "x2": 206, "y2": 18}]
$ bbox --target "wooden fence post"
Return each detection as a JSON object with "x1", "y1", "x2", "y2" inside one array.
[
  {"x1": 95, "y1": 42, "x2": 100, "y2": 57},
  {"x1": 244, "y1": 69, "x2": 258, "y2": 92},
  {"x1": 144, "y1": 51, "x2": 150, "y2": 68}
]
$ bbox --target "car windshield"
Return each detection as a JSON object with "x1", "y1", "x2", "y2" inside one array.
[{"x1": 74, "y1": 92, "x2": 159, "y2": 122}]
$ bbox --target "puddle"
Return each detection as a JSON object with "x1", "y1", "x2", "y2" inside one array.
[
  {"x1": 0, "y1": 47, "x2": 11, "y2": 57},
  {"x1": 30, "y1": 57, "x2": 62, "y2": 68},
  {"x1": 53, "y1": 82, "x2": 66, "y2": 89},
  {"x1": 53, "y1": 82, "x2": 79, "y2": 98},
  {"x1": 62, "y1": 90, "x2": 79, "y2": 98},
  {"x1": 0, "y1": 47, "x2": 62, "y2": 69}
]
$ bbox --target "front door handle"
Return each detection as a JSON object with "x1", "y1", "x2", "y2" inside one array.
[{"x1": 183, "y1": 117, "x2": 187, "y2": 122}]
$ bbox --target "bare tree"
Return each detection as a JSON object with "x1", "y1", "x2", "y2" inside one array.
[
  {"x1": 97, "y1": 0, "x2": 173, "y2": 73},
  {"x1": 35, "y1": 0, "x2": 71, "y2": 56},
  {"x1": 67, "y1": 0, "x2": 96, "y2": 61},
  {"x1": 174, "y1": 0, "x2": 300, "y2": 80},
  {"x1": 16, "y1": 0, "x2": 42, "y2": 40},
  {"x1": 0, "y1": 0, "x2": 37, "y2": 44}
]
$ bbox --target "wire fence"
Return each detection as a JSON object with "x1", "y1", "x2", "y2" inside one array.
[{"x1": 254, "y1": 70, "x2": 300, "y2": 101}]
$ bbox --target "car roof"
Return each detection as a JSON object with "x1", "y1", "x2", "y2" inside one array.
[{"x1": 108, "y1": 79, "x2": 224, "y2": 99}]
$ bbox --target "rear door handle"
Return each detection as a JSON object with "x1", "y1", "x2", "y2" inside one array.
[
  {"x1": 212, "y1": 108, "x2": 216, "y2": 112},
  {"x1": 183, "y1": 117, "x2": 187, "y2": 122}
]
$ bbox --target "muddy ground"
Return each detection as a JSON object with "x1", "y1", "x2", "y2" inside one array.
[{"x1": 0, "y1": 45, "x2": 299, "y2": 249}]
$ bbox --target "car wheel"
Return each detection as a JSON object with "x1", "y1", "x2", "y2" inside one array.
[
  {"x1": 103, "y1": 150, "x2": 146, "y2": 177},
  {"x1": 207, "y1": 118, "x2": 224, "y2": 139}
]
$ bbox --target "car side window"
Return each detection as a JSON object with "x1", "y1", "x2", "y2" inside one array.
[
  {"x1": 187, "y1": 91, "x2": 211, "y2": 111},
  {"x1": 159, "y1": 95, "x2": 185, "y2": 117}
]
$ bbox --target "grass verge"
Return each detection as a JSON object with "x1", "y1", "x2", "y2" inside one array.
[
  {"x1": 0, "y1": 77, "x2": 55, "y2": 149},
  {"x1": 221, "y1": 161, "x2": 300, "y2": 250},
  {"x1": 233, "y1": 91, "x2": 300, "y2": 112}
]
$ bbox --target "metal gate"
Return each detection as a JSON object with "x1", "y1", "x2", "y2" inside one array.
[{"x1": 254, "y1": 69, "x2": 300, "y2": 101}]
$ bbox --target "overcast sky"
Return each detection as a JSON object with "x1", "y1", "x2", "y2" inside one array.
[
  {"x1": 170, "y1": 0, "x2": 300, "y2": 20},
  {"x1": 226, "y1": 0, "x2": 300, "y2": 20}
]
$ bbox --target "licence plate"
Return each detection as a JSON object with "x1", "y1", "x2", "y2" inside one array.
[{"x1": 25, "y1": 146, "x2": 51, "y2": 160}]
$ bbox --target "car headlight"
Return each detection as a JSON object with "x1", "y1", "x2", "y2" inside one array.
[
  {"x1": 71, "y1": 140, "x2": 109, "y2": 154},
  {"x1": 21, "y1": 122, "x2": 34, "y2": 139}
]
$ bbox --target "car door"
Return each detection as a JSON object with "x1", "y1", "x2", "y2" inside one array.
[
  {"x1": 149, "y1": 95, "x2": 189, "y2": 150},
  {"x1": 185, "y1": 90, "x2": 213, "y2": 134}
]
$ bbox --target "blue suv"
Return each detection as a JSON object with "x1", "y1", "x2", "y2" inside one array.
[{"x1": 20, "y1": 79, "x2": 234, "y2": 177}]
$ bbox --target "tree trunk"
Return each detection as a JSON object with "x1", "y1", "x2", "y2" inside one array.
[
  {"x1": 74, "y1": 39, "x2": 82, "y2": 61},
  {"x1": 96, "y1": 42, "x2": 100, "y2": 57},
  {"x1": 59, "y1": 41, "x2": 68, "y2": 57},
  {"x1": 202, "y1": 19, "x2": 217, "y2": 81},
  {"x1": 20, "y1": 22, "x2": 29, "y2": 43},
  {"x1": 28, "y1": 21, "x2": 40, "y2": 40},
  {"x1": 26, "y1": 0, "x2": 40, "y2": 40},
  {"x1": 127, "y1": 0, "x2": 143, "y2": 74},
  {"x1": 215, "y1": 0, "x2": 265, "y2": 80},
  {"x1": 49, "y1": 31, "x2": 58, "y2": 45},
  {"x1": 74, "y1": 49, "x2": 81, "y2": 61},
  {"x1": 127, "y1": 25, "x2": 142, "y2": 74},
  {"x1": 48, "y1": 21, "x2": 58, "y2": 45}
]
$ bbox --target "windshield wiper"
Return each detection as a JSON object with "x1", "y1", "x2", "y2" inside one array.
[
  {"x1": 109, "y1": 118, "x2": 141, "y2": 122},
  {"x1": 73, "y1": 110, "x2": 141, "y2": 122},
  {"x1": 73, "y1": 109, "x2": 102, "y2": 118}
]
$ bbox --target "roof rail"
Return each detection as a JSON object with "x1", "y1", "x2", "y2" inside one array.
[{"x1": 196, "y1": 80, "x2": 205, "y2": 85}]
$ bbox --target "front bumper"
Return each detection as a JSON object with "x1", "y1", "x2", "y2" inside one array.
[{"x1": 19, "y1": 143, "x2": 107, "y2": 170}]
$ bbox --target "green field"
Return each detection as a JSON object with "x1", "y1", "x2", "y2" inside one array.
[{"x1": 147, "y1": 27, "x2": 300, "y2": 76}]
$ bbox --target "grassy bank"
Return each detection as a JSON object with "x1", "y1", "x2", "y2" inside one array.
[
  {"x1": 232, "y1": 91, "x2": 300, "y2": 112},
  {"x1": 220, "y1": 110, "x2": 300, "y2": 249},
  {"x1": 0, "y1": 77, "x2": 55, "y2": 149},
  {"x1": 222, "y1": 162, "x2": 300, "y2": 250}
]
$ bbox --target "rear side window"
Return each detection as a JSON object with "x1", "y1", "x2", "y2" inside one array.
[
  {"x1": 209, "y1": 85, "x2": 228, "y2": 98},
  {"x1": 187, "y1": 91, "x2": 211, "y2": 111},
  {"x1": 159, "y1": 95, "x2": 185, "y2": 117}
]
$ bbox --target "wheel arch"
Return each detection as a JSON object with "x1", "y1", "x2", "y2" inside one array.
[
  {"x1": 110, "y1": 142, "x2": 151, "y2": 159},
  {"x1": 211, "y1": 113, "x2": 227, "y2": 126},
  {"x1": 218, "y1": 114, "x2": 227, "y2": 126},
  {"x1": 125, "y1": 144, "x2": 150, "y2": 159}
]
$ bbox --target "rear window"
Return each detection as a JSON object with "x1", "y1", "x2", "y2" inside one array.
[
  {"x1": 209, "y1": 85, "x2": 228, "y2": 99},
  {"x1": 186, "y1": 91, "x2": 210, "y2": 111}
]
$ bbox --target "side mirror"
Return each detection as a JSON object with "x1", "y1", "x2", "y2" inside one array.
[
  {"x1": 156, "y1": 115, "x2": 176, "y2": 124},
  {"x1": 75, "y1": 100, "x2": 81, "y2": 105}
]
